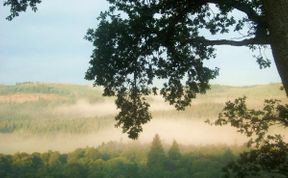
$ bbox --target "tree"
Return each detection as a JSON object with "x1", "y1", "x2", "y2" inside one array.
[
  {"x1": 87, "y1": 0, "x2": 288, "y2": 139},
  {"x1": 3, "y1": 1, "x2": 288, "y2": 176},
  {"x1": 166, "y1": 140, "x2": 182, "y2": 174},
  {"x1": 3, "y1": 0, "x2": 41, "y2": 21},
  {"x1": 168, "y1": 140, "x2": 181, "y2": 161},
  {"x1": 212, "y1": 97, "x2": 288, "y2": 177},
  {"x1": 0, "y1": 154, "x2": 12, "y2": 178},
  {"x1": 147, "y1": 134, "x2": 166, "y2": 168},
  {"x1": 147, "y1": 134, "x2": 166, "y2": 178},
  {"x1": 3, "y1": 0, "x2": 288, "y2": 139}
]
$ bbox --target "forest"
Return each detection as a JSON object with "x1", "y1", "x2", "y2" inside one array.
[
  {"x1": 0, "y1": 134, "x2": 285, "y2": 178},
  {"x1": 0, "y1": 83, "x2": 287, "y2": 177},
  {"x1": 1, "y1": 0, "x2": 288, "y2": 177},
  {"x1": 0, "y1": 82, "x2": 286, "y2": 137},
  {"x1": 0, "y1": 134, "x2": 245, "y2": 178}
]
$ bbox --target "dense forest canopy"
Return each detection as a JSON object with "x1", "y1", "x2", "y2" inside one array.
[
  {"x1": 0, "y1": 135, "x2": 266, "y2": 178},
  {"x1": 0, "y1": 135, "x2": 285, "y2": 178}
]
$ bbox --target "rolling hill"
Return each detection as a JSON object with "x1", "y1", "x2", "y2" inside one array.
[{"x1": 0, "y1": 82, "x2": 286, "y2": 153}]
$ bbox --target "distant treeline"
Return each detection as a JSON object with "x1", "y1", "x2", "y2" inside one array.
[
  {"x1": 0, "y1": 83, "x2": 113, "y2": 135},
  {"x1": 0, "y1": 83, "x2": 104, "y2": 102},
  {"x1": 0, "y1": 83, "x2": 286, "y2": 136},
  {"x1": 0, "y1": 135, "x2": 238, "y2": 178}
]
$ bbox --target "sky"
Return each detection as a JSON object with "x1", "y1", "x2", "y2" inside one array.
[{"x1": 0, "y1": 0, "x2": 282, "y2": 86}]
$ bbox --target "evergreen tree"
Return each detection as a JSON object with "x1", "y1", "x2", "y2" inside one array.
[
  {"x1": 147, "y1": 134, "x2": 166, "y2": 168},
  {"x1": 147, "y1": 134, "x2": 166, "y2": 177},
  {"x1": 221, "y1": 148, "x2": 234, "y2": 163},
  {"x1": 168, "y1": 140, "x2": 181, "y2": 161},
  {"x1": 166, "y1": 140, "x2": 183, "y2": 176}
]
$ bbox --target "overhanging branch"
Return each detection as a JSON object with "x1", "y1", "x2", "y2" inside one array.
[
  {"x1": 188, "y1": 36, "x2": 270, "y2": 46},
  {"x1": 206, "y1": 0, "x2": 264, "y2": 24}
]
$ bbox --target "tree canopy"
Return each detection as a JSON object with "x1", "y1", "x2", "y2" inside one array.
[
  {"x1": 0, "y1": 139, "x2": 240, "y2": 178},
  {"x1": 4, "y1": 0, "x2": 41, "y2": 21},
  {"x1": 83, "y1": 0, "x2": 288, "y2": 139},
  {"x1": 212, "y1": 97, "x2": 288, "y2": 177},
  {"x1": 4, "y1": 0, "x2": 288, "y2": 139}
]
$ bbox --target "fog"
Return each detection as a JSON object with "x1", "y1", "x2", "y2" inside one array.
[
  {"x1": 54, "y1": 99, "x2": 175, "y2": 117},
  {"x1": 0, "y1": 118, "x2": 252, "y2": 154},
  {"x1": 55, "y1": 100, "x2": 118, "y2": 117},
  {"x1": 139, "y1": 118, "x2": 248, "y2": 145},
  {"x1": 1, "y1": 98, "x2": 287, "y2": 154}
]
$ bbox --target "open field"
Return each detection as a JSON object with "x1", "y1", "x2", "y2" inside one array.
[{"x1": 0, "y1": 82, "x2": 287, "y2": 153}]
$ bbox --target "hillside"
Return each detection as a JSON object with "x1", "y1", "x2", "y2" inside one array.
[{"x1": 0, "y1": 82, "x2": 287, "y2": 153}]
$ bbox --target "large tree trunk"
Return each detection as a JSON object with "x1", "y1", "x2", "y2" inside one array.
[{"x1": 263, "y1": 0, "x2": 288, "y2": 96}]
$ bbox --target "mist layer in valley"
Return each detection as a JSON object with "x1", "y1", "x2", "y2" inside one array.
[
  {"x1": 0, "y1": 83, "x2": 287, "y2": 154},
  {"x1": 0, "y1": 118, "x2": 251, "y2": 154}
]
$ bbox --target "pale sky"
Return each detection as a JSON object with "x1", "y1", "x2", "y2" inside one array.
[{"x1": 0, "y1": 0, "x2": 282, "y2": 86}]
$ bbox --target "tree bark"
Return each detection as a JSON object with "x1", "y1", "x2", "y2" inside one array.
[{"x1": 263, "y1": 0, "x2": 288, "y2": 96}]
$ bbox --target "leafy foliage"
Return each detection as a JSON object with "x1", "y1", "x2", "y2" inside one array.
[
  {"x1": 3, "y1": 0, "x2": 278, "y2": 139},
  {"x1": 3, "y1": 0, "x2": 41, "y2": 20},
  {"x1": 0, "y1": 137, "x2": 240, "y2": 178},
  {"x1": 82, "y1": 0, "x2": 274, "y2": 138},
  {"x1": 212, "y1": 97, "x2": 288, "y2": 177},
  {"x1": 147, "y1": 134, "x2": 166, "y2": 169}
]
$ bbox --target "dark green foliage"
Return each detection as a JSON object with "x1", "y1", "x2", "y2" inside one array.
[
  {"x1": 0, "y1": 138, "x2": 240, "y2": 178},
  {"x1": 83, "y1": 0, "x2": 273, "y2": 138},
  {"x1": 3, "y1": 0, "x2": 41, "y2": 20},
  {"x1": 168, "y1": 140, "x2": 181, "y2": 160},
  {"x1": 212, "y1": 97, "x2": 288, "y2": 178},
  {"x1": 165, "y1": 140, "x2": 183, "y2": 177},
  {"x1": 146, "y1": 134, "x2": 167, "y2": 177},
  {"x1": 115, "y1": 89, "x2": 152, "y2": 139},
  {"x1": 83, "y1": 0, "x2": 271, "y2": 139}
]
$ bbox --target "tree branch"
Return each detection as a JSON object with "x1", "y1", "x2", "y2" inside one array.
[
  {"x1": 206, "y1": 0, "x2": 264, "y2": 24},
  {"x1": 187, "y1": 36, "x2": 270, "y2": 46}
]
